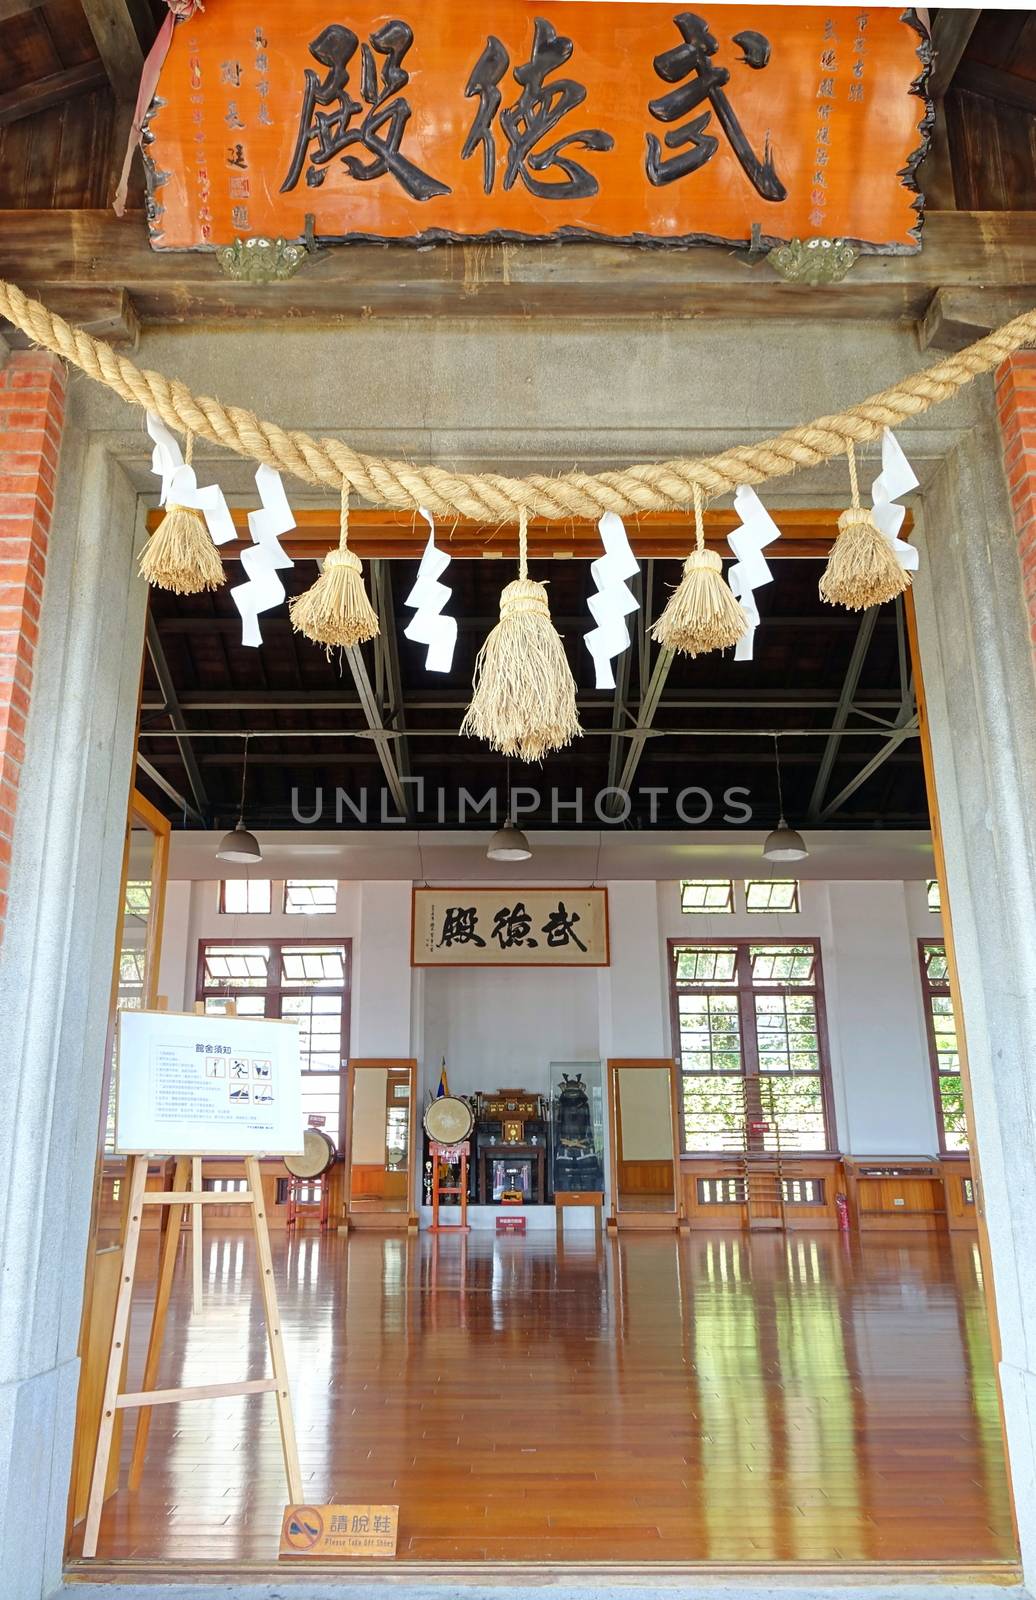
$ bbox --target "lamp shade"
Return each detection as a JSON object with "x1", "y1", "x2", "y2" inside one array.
[
  {"x1": 762, "y1": 818, "x2": 809, "y2": 862},
  {"x1": 216, "y1": 822, "x2": 263, "y2": 863},
  {"x1": 486, "y1": 819, "x2": 532, "y2": 862}
]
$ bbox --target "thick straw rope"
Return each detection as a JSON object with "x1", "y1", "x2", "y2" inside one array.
[{"x1": 1, "y1": 277, "x2": 1034, "y2": 521}]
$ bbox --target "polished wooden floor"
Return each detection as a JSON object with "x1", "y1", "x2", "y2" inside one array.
[{"x1": 72, "y1": 1226, "x2": 1016, "y2": 1566}]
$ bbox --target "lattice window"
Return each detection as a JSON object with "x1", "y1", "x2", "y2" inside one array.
[
  {"x1": 696, "y1": 1176, "x2": 747, "y2": 1204},
  {"x1": 919, "y1": 940, "x2": 968, "y2": 1152},
  {"x1": 926, "y1": 878, "x2": 942, "y2": 913},
  {"x1": 219, "y1": 878, "x2": 272, "y2": 914},
  {"x1": 745, "y1": 878, "x2": 800, "y2": 913},
  {"x1": 962, "y1": 1177, "x2": 975, "y2": 1205},
  {"x1": 781, "y1": 1177, "x2": 825, "y2": 1205},
  {"x1": 284, "y1": 879, "x2": 338, "y2": 915},
  {"x1": 681, "y1": 879, "x2": 734, "y2": 914},
  {"x1": 198, "y1": 938, "x2": 350, "y2": 1141},
  {"x1": 203, "y1": 1177, "x2": 249, "y2": 1193},
  {"x1": 672, "y1": 939, "x2": 833, "y2": 1155}
]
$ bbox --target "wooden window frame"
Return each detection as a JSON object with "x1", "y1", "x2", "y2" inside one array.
[
  {"x1": 283, "y1": 878, "x2": 339, "y2": 915},
  {"x1": 680, "y1": 878, "x2": 735, "y2": 915},
  {"x1": 668, "y1": 936, "x2": 838, "y2": 1157},
  {"x1": 918, "y1": 936, "x2": 969, "y2": 1155},
  {"x1": 744, "y1": 878, "x2": 801, "y2": 914},
  {"x1": 196, "y1": 936, "x2": 352, "y2": 1145},
  {"x1": 218, "y1": 878, "x2": 272, "y2": 914}
]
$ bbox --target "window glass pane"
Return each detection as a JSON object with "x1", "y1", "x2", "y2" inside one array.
[
  {"x1": 941, "y1": 1080, "x2": 968, "y2": 1152},
  {"x1": 202, "y1": 945, "x2": 271, "y2": 986},
  {"x1": 220, "y1": 879, "x2": 272, "y2": 914},
  {"x1": 754, "y1": 993, "x2": 820, "y2": 1073},
  {"x1": 124, "y1": 881, "x2": 152, "y2": 917},
  {"x1": 281, "y1": 991, "x2": 344, "y2": 1072},
  {"x1": 678, "y1": 992, "x2": 741, "y2": 1073},
  {"x1": 683, "y1": 1076, "x2": 744, "y2": 1152},
  {"x1": 749, "y1": 944, "x2": 817, "y2": 986},
  {"x1": 280, "y1": 945, "x2": 346, "y2": 986},
  {"x1": 285, "y1": 879, "x2": 338, "y2": 915},
  {"x1": 926, "y1": 879, "x2": 942, "y2": 913},
  {"x1": 745, "y1": 879, "x2": 799, "y2": 913},
  {"x1": 298, "y1": 1072, "x2": 342, "y2": 1133},
  {"x1": 923, "y1": 942, "x2": 949, "y2": 982},
  {"x1": 757, "y1": 1078, "x2": 827, "y2": 1150},
  {"x1": 674, "y1": 945, "x2": 737, "y2": 985},
  {"x1": 680, "y1": 879, "x2": 734, "y2": 914},
  {"x1": 203, "y1": 994, "x2": 268, "y2": 1017}
]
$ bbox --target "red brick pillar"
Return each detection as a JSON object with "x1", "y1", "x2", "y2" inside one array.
[
  {"x1": 997, "y1": 352, "x2": 1036, "y2": 650},
  {"x1": 0, "y1": 348, "x2": 66, "y2": 935}
]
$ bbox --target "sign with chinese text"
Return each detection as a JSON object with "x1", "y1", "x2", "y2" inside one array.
[
  {"x1": 147, "y1": 3, "x2": 929, "y2": 253},
  {"x1": 412, "y1": 887, "x2": 609, "y2": 967},
  {"x1": 280, "y1": 1503, "x2": 398, "y2": 1558},
  {"x1": 116, "y1": 1009, "x2": 304, "y2": 1156}
]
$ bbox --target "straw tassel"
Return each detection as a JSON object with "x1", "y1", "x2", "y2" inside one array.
[
  {"x1": 651, "y1": 483, "x2": 748, "y2": 657},
  {"x1": 820, "y1": 440, "x2": 911, "y2": 611},
  {"x1": 138, "y1": 433, "x2": 225, "y2": 594},
  {"x1": 289, "y1": 482, "x2": 379, "y2": 650},
  {"x1": 461, "y1": 509, "x2": 582, "y2": 763}
]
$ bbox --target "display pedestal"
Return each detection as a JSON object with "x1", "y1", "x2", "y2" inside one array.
[{"x1": 555, "y1": 1189, "x2": 605, "y2": 1239}]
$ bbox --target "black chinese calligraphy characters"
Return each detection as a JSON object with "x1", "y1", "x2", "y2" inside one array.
[
  {"x1": 541, "y1": 900, "x2": 587, "y2": 952},
  {"x1": 437, "y1": 907, "x2": 486, "y2": 949},
  {"x1": 491, "y1": 902, "x2": 539, "y2": 950},
  {"x1": 281, "y1": 22, "x2": 451, "y2": 200},
  {"x1": 462, "y1": 18, "x2": 614, "y2": 199},
  {"x1": 645, "y1": 13, "x2": 786, "y2": 201}
]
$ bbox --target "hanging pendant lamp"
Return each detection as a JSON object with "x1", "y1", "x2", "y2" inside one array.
[
  {"x1": 763, "y1": 732, "x2": 808, "y2": 862},
  {"x1": 487, "y1": 819, "x2": 532, "y2": 862},
  {"x1": 217, "y1": 734, "x2": 263, "y2": 863}
]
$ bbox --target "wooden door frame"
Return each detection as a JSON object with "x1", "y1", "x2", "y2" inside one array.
[
  {"x1": 606, "y1": 1057, "x2": 686, "y2": 1230},
  {"x1": 343, "y1": 1058, "x2": 419, "y2": 1230}
]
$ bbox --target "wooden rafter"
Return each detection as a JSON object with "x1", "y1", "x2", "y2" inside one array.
[
  {"x1": 79, "y1": 0, "x2": 144, "y2": 103},
  {"x1": 0, "y1": 63, "x2": 108, "y2": 126}
]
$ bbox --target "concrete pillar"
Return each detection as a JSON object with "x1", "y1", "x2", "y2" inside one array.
[
  {"x1": 996, "y1": 351, "x2": 1036, "y2": 650},
  {"x1": 911, "y1": 420, "x2": 1036, "y2": 1579},
  {"x1": 0, "y1": 415, "x2": 147, "y2": 1599}
]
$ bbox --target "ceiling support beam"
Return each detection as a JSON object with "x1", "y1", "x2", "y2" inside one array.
[
  {"x1": 135, "y1": 754, "x2": 205, "y2": 825},
  {"x1": 922, "y1": 9, "x2": 981, "y2": 210},
  {"x1": 144, "y1": 615, "x2": 210, "y2": 820},
  {"x1": 80, "y1": 0, "x2": 145, "y2": 103},
  {"x1": 815, "y1": 719, "x2": 920, "y2": 824},
  {"x1": 806, "y1": 609, "x2": 879, "y2": 822},
  {"x1": 606, "y1": 645, "x2": 675, "y2": 813},
  {"x1": 342, "y1": 643, "x2": 411, "y2": 820},
  {"x1": 0, "y1": 62, "x2": 108, "y2": 126}
]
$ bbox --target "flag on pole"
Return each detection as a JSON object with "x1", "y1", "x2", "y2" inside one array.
[{"x1": 436, "y1": 1058, "x2": 449, "y2": 1098}]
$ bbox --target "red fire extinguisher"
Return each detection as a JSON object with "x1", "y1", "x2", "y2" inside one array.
[{"x1": 835, "y1": 1192, "x2": 850, "y2": 1232}]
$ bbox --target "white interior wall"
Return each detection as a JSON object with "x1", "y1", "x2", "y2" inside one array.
[{"x1": 158, "y1": 869, "x2": 946, "y2": 1156}]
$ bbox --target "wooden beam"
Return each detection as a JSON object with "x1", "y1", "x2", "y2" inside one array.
[
  {"x1": 1, "y1": 288, "x2": 139, "y2": 348},
  {"x1": 929, "y1": 9, "x2": 981, "y2": 100},
  {"x1": 955, "y1": 60, "x2": 1036, "y2": 117},
  {"x1": 80, "y1": 0, "x2": 144, "y2": 104},
  {"x1": 145, "y1": 506, "x2": 881, "y2": 560},
  {"x1": 0, "y1": 62, "x2": 108, "y2": 126},
  {"x1": 920, "y1": 287, "x2": 1036, "y2": 352},
  {"x1": 1, "y1": 210, "x2": 1034, "y2": 328},
  {"x1": 0, "y1": 0, "x2": 45, "y2": 15}
]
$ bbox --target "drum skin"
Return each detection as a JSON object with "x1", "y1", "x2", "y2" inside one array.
[
  {"x1": 422, "y1": 1095, "x2": 474, "y2": 1145},
  {"x1": 284, "y1": 1126, "x2": 337, "y2": 1178}
]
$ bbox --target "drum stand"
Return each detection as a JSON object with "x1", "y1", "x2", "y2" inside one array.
[
  {"x1": 429, "y1": 1140, "x2": 471, "y2": 1232},
  {"x1": 286, "y1": 1172, "x2": 331, "y2": 1230}
]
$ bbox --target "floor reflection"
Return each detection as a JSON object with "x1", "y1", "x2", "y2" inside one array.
[{"x1": 75, "y1": 1225, "x2": 1016, "y2": 1565}]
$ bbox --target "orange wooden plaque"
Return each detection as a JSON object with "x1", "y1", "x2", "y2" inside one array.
[
  {"x1": 280, "y1": 1503, "x2": 398, "y2": 1557},
  {"x1": 147, "y1": 3, "x2": 930, "y2": 253}
]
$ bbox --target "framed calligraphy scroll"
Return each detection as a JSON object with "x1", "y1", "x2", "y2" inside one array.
[
  {"x1": 146, "y1": 3, "x2": 931, "y2": 254},
  {"x1": 411, "y1": 887, "x2": 609, "y2": 967}
]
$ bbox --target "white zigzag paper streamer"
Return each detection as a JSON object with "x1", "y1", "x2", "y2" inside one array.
[
  {"x1": 585, "y1": 511, "x2": 640, "y2": 690},
  {"x1": 403, "y1": 507, "x2": 457, "y2": 673},
  {"x1": 727, "y1": 485, "x2": 781, "y2": 662},
  {"x1": 230, "y1": 464, "x2": 296, "y2": 648},
  {"x1": 871, "y1": 428, "x2": 920, "y2": 575},
  {"x1": 146, "y1": 412, "x2": 235, "y2": 546}
]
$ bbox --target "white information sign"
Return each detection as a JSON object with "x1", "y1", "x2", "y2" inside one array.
[{"x1": 116, "y1": 1009, "x2": 305, "y2": 1156}]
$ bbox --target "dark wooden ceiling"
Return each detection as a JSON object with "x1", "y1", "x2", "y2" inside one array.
[{"x1": 138, "y1": 552, "x2": 926, "y2": 834}]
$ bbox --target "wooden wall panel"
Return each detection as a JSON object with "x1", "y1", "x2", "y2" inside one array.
[{"x1": 942, "y1": 1158, "x2": 980, "y2": 1231}]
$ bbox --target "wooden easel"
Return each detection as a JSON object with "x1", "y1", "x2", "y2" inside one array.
[
  {"x1": 82, "y1": 1150, "x2": 302, "y2": 1558},
  {"x1": 429, "y1": 1140, "x2": 471, "y2": 1232}
]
